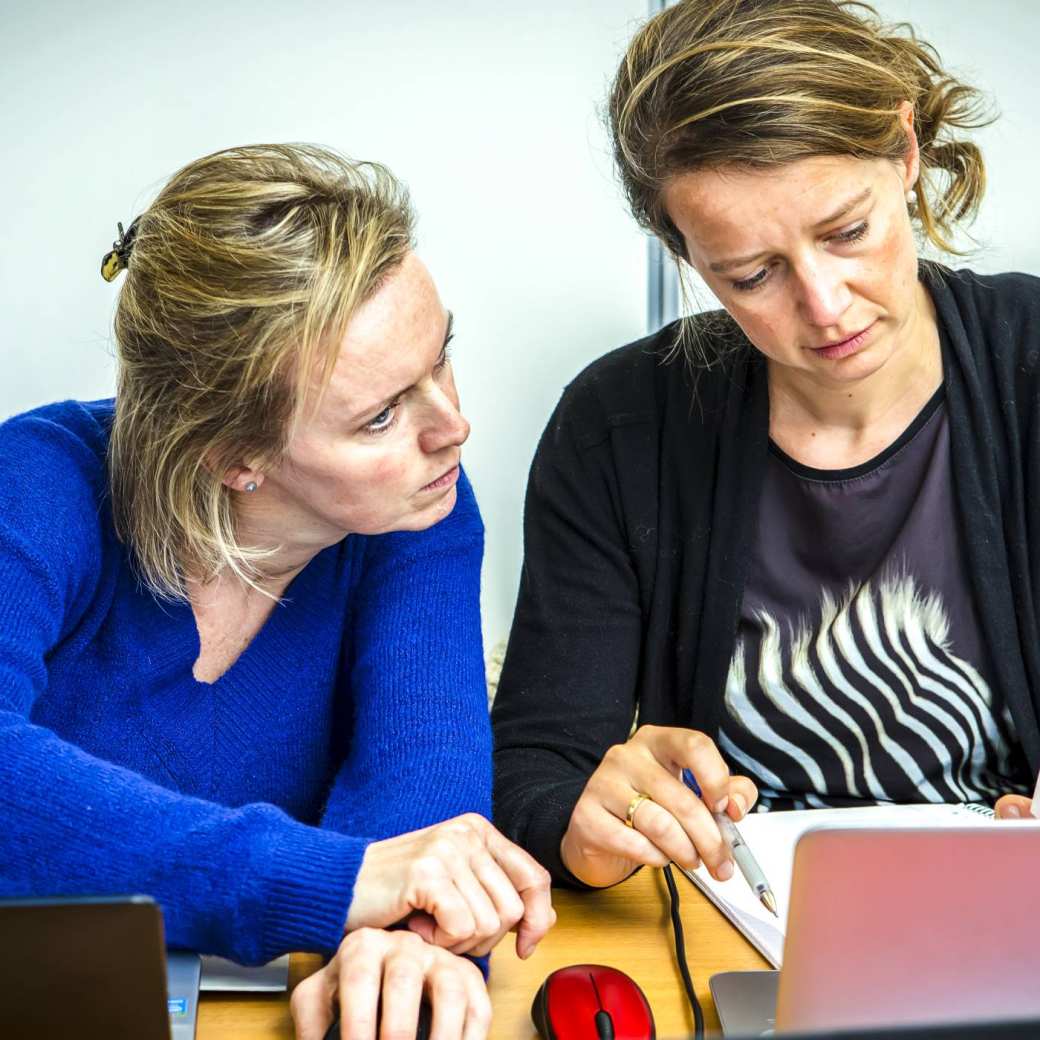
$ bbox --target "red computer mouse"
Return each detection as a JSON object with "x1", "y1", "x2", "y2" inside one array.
[{"x1": 531, "y1": 964, "x2": 656, "y2": 1040}]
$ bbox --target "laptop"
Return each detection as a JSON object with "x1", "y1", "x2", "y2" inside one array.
[
  {"x1": 710, "y1": 825, "x2": 1040, "y2": 1036},
  {"x1": 0, "y1": 895, "x2": 200, "y2": 1038}
]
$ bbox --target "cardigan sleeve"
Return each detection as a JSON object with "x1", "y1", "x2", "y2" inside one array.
[
  {"x1": 0, "y1": 412, "x2": 367, "y2": 965},
  {"x1": 491, "y1": 388, "x2": 646, "y2": 886},
  {"x1": 319, "y1": 468, "x2": 491, "y2": 839}
]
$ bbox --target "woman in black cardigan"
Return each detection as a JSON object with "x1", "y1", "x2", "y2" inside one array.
[{"x1": 493, "y1": 0, "x2": 1038, "y2": 890}]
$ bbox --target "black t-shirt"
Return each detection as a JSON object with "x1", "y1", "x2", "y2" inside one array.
[{"x1": 720, "y1": 387, "x2": 1031, "y2": 810}]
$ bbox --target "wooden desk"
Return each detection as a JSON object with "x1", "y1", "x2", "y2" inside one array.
[{"x1": 197, "y1": 868, "x2": 769, "y2": 1039}]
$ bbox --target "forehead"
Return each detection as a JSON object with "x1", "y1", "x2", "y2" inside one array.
[
  {"x1": 304, "y1": 252, "x2": 446, "y2": 421},
  {"x1": 662, "y1": 156, "x2": 883, "y2": 257}
]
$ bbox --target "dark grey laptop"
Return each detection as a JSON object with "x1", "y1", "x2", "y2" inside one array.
[{"x1": 0, "y1": 895, "x2": 200, "y2": 1039}]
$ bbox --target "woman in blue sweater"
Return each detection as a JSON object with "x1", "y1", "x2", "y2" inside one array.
[{"x1": 0, "y1": 143, "x2": 552, "y2": 1039}]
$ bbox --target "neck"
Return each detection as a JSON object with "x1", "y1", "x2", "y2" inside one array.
[
  {"x1": 199, "y1": 497, "x2": 344, "y2": 599},
  {"x1": 768, "y1": 281, "x2": 941, "y2": 434}
]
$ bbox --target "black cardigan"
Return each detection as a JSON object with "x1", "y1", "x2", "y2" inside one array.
[{"x1": 492, "y1": 264, "x2": 1040, "y2": 885}]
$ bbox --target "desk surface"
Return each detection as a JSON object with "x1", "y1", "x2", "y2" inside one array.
[{"x1": 198, "y1": 868, "x2": 769, "y2": 1039}]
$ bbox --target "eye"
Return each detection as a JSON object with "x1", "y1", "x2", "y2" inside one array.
[
  {"x1": 435, "y1": 335, "x2": 454, "y2": 371},
  {"x1": 732, "y1": 267, "x2": 771, "y2": 293},
  {"x1": 363, "y1": 400, "x2": 400, "y2": 434},
  {"x1": 832, "y1": 220, "x2": 869, "y2": 245}
]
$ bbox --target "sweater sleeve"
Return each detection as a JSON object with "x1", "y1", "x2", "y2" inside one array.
[
  {"x1": 491, "y1": 389, "x2": 645, "y2": 886},
  {"x1": 320, "y1": 468, "x2": 491, "y2": 839},
  {"x1": 0, "y1": 412, "x2": 365, "y2": 965}
]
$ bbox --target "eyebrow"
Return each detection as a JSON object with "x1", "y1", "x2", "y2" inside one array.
[
  {"x1": 354, "y1": 310, "x2": 454, "y2": 424},
  {"x1": 708, "y1": 188, "x2": 874, "y2": 274}
]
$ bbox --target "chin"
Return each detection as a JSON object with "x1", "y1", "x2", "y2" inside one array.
[{"x1": 386, "y1": 486, "x2": 459, "y2": 534}]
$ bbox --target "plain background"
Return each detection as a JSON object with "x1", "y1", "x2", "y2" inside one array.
[{"x1": 2, "y1": 1, "x2": 1038, "y2": 651}]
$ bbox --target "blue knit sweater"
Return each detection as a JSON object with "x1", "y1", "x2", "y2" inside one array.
[{"x1": 0, "y1": 400, "x2": 490, "y2": 965}]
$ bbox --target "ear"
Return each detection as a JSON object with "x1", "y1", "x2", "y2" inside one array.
[
  {"x1": 220, "y1": 464, "x2": 263, "y2": 494},
  {"x1": 897, "y1": 99, "x2": 920, "y2": 194}
]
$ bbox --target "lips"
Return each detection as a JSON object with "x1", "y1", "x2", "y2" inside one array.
[
  {"x1": 808, "y1": 320, "x2": 877, "y2": 360},
  {"x1": 814, "y1": 323, "x2": 872, "y2": 350},
  {"x1": 420, "y1": 463, "x2": 460, "y2": 493}
]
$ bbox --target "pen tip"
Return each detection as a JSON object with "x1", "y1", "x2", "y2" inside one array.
[{"x1": 760, "y1": 891, "x2": 778, "y2": 917}]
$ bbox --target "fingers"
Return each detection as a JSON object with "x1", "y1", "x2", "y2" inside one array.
[
  {"x1": 427, "y1": 963, "x2": 467, "y2": 1040},
  {"x1": 460, "y1": 962, "x2": 492, "y2": 1040},
  {"x1": 726, "y1": 775, "x2": 759, "y2": 819},
  {"x1": 300, "y1": 930, "x2": 489, "y2": 1040},
  {"x1": 380, "y1": 937, "x2": 425, "y2": 1040},
  {"x1": 454, "y1": 849, "x2": 524, "y2": 958},
  {"x1": 642, "y1": 726, "x2": 732, "y2": 812},
  {"x1": 481, "y1": 830, "x2": 555, "y2": 959},
  {"x1": 290, "y1": 959, "x2": 339, "y2": 1040},
  {"x1": 410, "y1": 855, "x2": 478, "y2": 949},
  {"x1": 995, "y1": 793, "x2": 1035, "y2": 820},
  {"x1": 626, "y1": 767, "x2": 729, "y2": 875},
  {"x1": 408, "y1": 815, "x2": 552, "y2": 958},
  {"x1": 561, "y1": 726, "x2": 758, "y2": 888},
  {"x1": 576, "y1": 800, "x2": 672, "y2": 869},
  {"x1": 338, "y1": 931, "x2": 385, "y2": 1040}
]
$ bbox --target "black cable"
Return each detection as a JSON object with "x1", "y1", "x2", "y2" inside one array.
[{"x1": 663, "y1": 864, "x2": 705, "y2": 1040}]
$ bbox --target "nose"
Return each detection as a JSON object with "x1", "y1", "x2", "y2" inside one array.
[
  {"x1": 419, "y1": 384, "x2": 470, "y2": 455},
  {"x1": 795, "y1": 257, "x2": 852, "y2": 328}
]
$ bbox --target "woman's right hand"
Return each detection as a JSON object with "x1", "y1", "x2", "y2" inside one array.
[
  {"x1": 346, "y1": 813, "x2": 555, "y2": 959},
  {"x1": 291, "y1": 928, "x2": 490, "y2": 1040},
  {"x1": 560, "y1": 725, "x2": 759, "y2": 888}
]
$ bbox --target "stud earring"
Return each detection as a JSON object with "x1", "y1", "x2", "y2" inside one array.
[
  {"x1": 244, "y1": 481, "x2": 258, "y2": 493},
  {"x1": 906, "y1": 188, "x2": 917, "y2": 207}
]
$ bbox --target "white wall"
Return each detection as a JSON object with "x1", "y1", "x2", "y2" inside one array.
[
  {"x1": 5, "y1": 2, "x2": 1037, "y2": 651},
  {"x1": 0, "y1": 0, "x2": 650, "y2": 649}
]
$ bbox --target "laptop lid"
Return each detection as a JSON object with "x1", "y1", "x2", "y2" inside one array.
[
  {"x1": 0, "y1": 895, "x2": 173, "y2": 1039},
  {"x1": 776, "y1": 826, "x2": 1040, "y2": 1033}
]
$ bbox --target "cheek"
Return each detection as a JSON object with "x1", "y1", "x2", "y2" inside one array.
[
  {"x1": 368, "y1": 451, "x2": 411, "y2": 488},
  {"x1": 870, "y1": 214, "x2": 919, "y2": 295},
  {"x1": 729, "y1": 304, "x2": 790, "y2": 358}
]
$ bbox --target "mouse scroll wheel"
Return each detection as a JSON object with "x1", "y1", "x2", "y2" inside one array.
[{"x1": 594, "y1": 1009, "x2": 615, "y2": 1040}]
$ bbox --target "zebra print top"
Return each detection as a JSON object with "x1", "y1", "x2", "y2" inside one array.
[{"x1": 719, "y1": 387, "x2": 1032, "y2": 812}]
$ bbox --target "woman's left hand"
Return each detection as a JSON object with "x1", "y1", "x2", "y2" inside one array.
[
  {"x1": 994, "y1": 793, "x2": 1035, "y2": 819},
  {"x1": 291, "y1": 928, "x2": 491, "y2": 1040}
]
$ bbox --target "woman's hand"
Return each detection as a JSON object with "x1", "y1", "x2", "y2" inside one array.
[
  {"x1": 291, "y1": 929, "x2": 491, "y2": 1040},
  {"x1": 995, "y1": 793, "x2": 1036, "y2": 819},
  {"x1": 560, "y1": 725, "x2": 758, "y2": 888},
  {"x1": 346, "y1": 813, "x2": 555, "y2": 959}
]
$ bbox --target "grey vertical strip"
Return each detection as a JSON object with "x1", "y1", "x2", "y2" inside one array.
[{"x1": 645, "y1": 0, "x2": 680, "y2": 333}]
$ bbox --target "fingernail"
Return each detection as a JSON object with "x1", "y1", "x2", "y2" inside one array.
[
  {"x1": 1004, "y1": 804, "x2": 1023, "y2": 819},
  {"x1": 733, "y1": 794, "x2": 748, "y2": 817},
  {"x1": 714, "y1": 796, "x2": 729, "y2": 813},
  {"x1": 717, "y1": 859, "x2": 734, "y2": 881}
]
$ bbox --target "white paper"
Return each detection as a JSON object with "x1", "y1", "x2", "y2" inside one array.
[{"x1": 679, "y1": 803, "x2": 994, "y2": 968}]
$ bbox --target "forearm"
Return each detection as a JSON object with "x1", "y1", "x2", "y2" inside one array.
[{"x1": 0, "y1": 713, "x2": 364, "y2": 964}]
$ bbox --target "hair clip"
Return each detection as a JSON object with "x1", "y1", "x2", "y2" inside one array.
[{"x1": 101, "y1": 217, "x2": 141, "y2": 282}]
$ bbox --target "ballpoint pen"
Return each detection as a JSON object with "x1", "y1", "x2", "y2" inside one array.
[{"x1": 682, "y1": 768, "x2": 778, "y2": 917}]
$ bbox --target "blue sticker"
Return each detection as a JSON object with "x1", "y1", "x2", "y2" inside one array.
[{"x1": 168, "y1": 998, "x2": 188, "y2": 1016}]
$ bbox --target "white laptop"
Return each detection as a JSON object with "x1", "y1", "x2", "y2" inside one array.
[{"x1": 709, "y1": 824, "x2": 1040, "y2": 1036}]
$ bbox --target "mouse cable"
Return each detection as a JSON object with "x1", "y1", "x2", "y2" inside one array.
[{"x1": 662, "y1": 864, "x2": 705, "y2": 1040}]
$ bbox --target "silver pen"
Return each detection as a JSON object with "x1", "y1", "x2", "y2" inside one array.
[{"x1": 713, "y1": 810, "x2": 777, "y2": 917}]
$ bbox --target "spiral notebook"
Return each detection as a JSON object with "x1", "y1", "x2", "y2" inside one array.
[{"x1": 679, "y1": 802, "x2": 997, "y2": 968}]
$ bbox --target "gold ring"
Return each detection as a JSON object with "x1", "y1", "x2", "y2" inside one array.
[{"x1": 625, "y1": 793, "x2": 652, "y2": 828}]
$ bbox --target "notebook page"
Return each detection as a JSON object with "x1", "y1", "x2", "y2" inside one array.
[{"x1": 679, "y1": 802, "x2": 992, "y2": 967}]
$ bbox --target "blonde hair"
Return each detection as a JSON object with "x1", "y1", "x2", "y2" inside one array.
[
  {"x1": 108, "y1": 143, "x2": 415, "y2": 600},
  {"x1": 610, "y1": 0, "x2": 992, "y2": 267}
]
